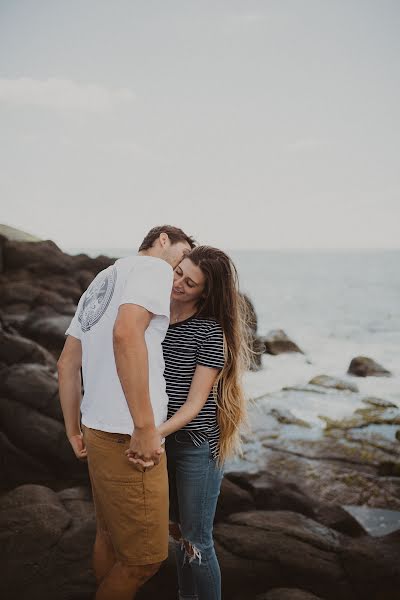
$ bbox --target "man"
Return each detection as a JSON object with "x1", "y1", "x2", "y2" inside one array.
[{"x1": 58, "y1": 225, "x2": 195, "y2": 600}]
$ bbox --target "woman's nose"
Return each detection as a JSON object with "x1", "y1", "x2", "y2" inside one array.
[{"x1": 174, "y1": 275, "x2": 184, "y2": 287}]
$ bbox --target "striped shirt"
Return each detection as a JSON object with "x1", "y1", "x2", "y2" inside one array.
[{"x1": 162, "y1": 316, "x2": 225, "y2": 459}]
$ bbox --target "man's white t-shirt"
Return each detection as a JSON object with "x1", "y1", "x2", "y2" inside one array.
[{"x1": 65, "y1": 255, "x2": 173, "y2": 434}]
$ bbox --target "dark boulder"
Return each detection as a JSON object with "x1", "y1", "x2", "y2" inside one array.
[
  {"x1": 262, "y1": 329, "x2": 304, "y2": 355},
  {"x1": 215, "y1": 477, "x2": 255, "y2": 522},
  {"x1": 0, "y1": 396, "x2": 87, "y2": 480},
  {"x1": 0, "y1": 363, "x2": 61, "y2": 420},
  {"x1": 0, "y1": 431, "x2": 52, "y2": 491},
  {"x1": 0, "y1": 323, "x2": 56, "y2": 369},
  {"x1": 0, "y1": 484, "x2": 95, "y2": 600},
  {"x1": 2, "y1": 239, "x2": 74, "y2": 275},
  {"x1": 22, "y1": 313, "x2": 73, "y2": 355},
  {"x1": 348, "y1": 356, "x2": 392, "y2": 378}
]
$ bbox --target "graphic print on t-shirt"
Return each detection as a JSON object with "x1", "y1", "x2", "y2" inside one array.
[{"x1": 79, "y1": 266, "x2": 117, "y2": 332}]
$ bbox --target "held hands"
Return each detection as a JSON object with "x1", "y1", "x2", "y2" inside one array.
[
  {"x1": 69, "y1": 433, "x2": 88, "y2": 461},
  {"x1": 125, "y1": 426, "x2": 164, "y2": 469}
]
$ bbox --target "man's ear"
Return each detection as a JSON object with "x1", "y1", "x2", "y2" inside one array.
[{"x1": 159, "y1": 232, "x2": 169, "y2": 247}]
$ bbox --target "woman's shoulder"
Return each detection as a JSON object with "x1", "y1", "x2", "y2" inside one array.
[{"x1": 192, "y1": 317, "x2": 223, "y2": 337}]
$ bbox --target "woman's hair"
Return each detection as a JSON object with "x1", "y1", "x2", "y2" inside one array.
[{"x1": 187, "y1": 246, "x2": 252, "y2": 464}]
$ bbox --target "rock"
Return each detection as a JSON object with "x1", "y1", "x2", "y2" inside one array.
[
  {"x1": 0, "y1": 396, "x2": 88, "y2": 480},
  {"x1": 312, "y1": 504, "x2": 365, "y2": 537},
  {"x1": 226, "y1": 471, "x2": 316, "y2": 518},
  {"x1": 282, "y1": 384, "x2": 329, "y2": 395},
  {"x1": 0, "y1": 431, "x2": 52, "y2": 491},
  {"x1": 0, "y1": 323, "x2": 56, "y2": 368},
  {"x1": 257, "y1": 441, "x2": 400, "y2": 511},
  {"x1": 0, "y1": 363, "x2": 62, "y2": 420},
  {"x1": 22, "y1": 313, "x2": 73, "y2": 355},
  {"x1": 270, "y1": 408, "x2": 311, "y2": 428},
  {"x1": 77, "y1": 269, "x2": 96, "y2": 291},
  {"x1": 215, "y1": 477, "x2": 255, "y2": 522},
  {"x1": 377, "y1": 461, "x2": 400, "y2": 477},
  {"x1": 2, "y1": 239, "x2": 74, "y2": 275},
  {"x1": 72, "y1": 253, "x2": 114, "y2": 274},
  {"x1": 262, "y1": 329, "x2": 303, "y2": 355},
  {"x1": 348, "y1": 356, "x2": 392, "y2": 378},
  {"x1": 257, "y1": 589, "x2": 324, "y2": 600},
  {"x1": 0, "y1": 484, "x2": 96, "y2": 600},
  {"x1": 0, "y1": 281, "x2": 41, "y2": 306},
  {"x1": 215, "y1": 511, "x2": 350, "y2": 599},
  {"x1": 320, "y1": 409, "x2": 400, "y2": 431},
  {"x1": 214, "y1": 510, "x2": 400, "y2": 600},
  {"x1": 309, "y1": 374, "x2": 358, "y2": 392},
  {"x1": 361, "y1": 397, "x2": 398, "y2": 409},
  {"x1": 58, "y1": 487, "x2": 94, "y2": 520}
]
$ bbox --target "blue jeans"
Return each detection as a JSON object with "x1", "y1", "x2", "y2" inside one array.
[{"x1": 166, "y1": 431, "x2": 224, "y2": 600}]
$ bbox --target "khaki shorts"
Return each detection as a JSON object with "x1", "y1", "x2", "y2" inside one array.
[{"x1": 82, "y1": 424, "x2": 169, "y2": 566}]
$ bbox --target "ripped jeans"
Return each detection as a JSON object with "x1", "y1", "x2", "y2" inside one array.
[{"x1": 166, "y1": 431, "x2": 224, "y2": 600}]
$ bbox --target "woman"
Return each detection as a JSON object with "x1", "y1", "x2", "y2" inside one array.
[{"x1": 159, "y1": 245, "x2": 250, "y2": 600}]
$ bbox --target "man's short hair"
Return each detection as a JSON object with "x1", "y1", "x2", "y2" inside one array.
[{"x1": 138, "y1": 225, "x2": 196, "y2": 252}]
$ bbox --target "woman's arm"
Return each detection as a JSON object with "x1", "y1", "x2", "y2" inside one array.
[{"x1": 159, "y1": 364, "x2": 220, "y2": 438}]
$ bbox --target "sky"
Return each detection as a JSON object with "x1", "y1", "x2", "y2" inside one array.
[{"x1": 0, "y1": 0, "x2": 399, "y2": 251}]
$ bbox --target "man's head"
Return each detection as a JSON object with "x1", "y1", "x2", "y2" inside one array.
[{"x1": 138, "y1": 225, "x2": 196, "y2": 268}]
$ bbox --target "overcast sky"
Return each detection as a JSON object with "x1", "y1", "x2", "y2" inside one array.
[{"x1": 1, "y1": 1, "x2": 399, "y2": 250}]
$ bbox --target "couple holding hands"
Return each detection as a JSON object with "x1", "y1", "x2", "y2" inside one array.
[{"x1": 58, "y1": 225, "x2": 250, "y2": 600}]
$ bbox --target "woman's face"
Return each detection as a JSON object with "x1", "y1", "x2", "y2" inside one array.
[{"x1": 171, "y1": 257, "x2": 206, "y2": 303}]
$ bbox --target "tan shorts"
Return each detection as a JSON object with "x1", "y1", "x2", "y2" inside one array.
[{"x1": 82, "y1": 424, "x2": 169, "y2": 566}]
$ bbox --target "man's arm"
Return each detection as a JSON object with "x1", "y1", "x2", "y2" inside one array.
[
  {"x1": 57, "y1": 336, "x2": 86, "y2": 460},
  {"x1": 113, "y1": 304, "x2": 163, "y2": 464}
]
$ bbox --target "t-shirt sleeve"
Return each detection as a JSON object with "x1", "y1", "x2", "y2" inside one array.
[
  {"x1": 197, "y1": 322, "x2": 225, "y2": 370},
  {"x1": 65, "y1": 291, "x2": 86, "y2": 340},
  {"x1": 120, "y1": 259, "x2": 173, "y2": 318}
]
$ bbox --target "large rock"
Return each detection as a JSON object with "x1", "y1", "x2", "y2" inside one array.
[
  {"x1": 214, "y1": 510, "x2": 350, "y2": 599},
  {"x1": 0, "y1": 322, "x2": 56, "y2": 368},
  {"x1": 215, "y1": 477, "x2": 255, "y2": 521},
  {"x1": 22, "y1": 313, "x2": 73, "y2": 355},
  {"x1": 214, "y1": 511, "x2": 400, "y2": 600},
  {"x1": 0, "y1": 431, "x2": 52, "y2": 491},
  {"x1": 0, "y1": 363, "x2": 62, "y2": 420},
  {"x1": 2, "y1": 239, "x2": 74, "y2": 275},
  {"x1": 262, "y1": 329, "x2": 303, "y2": 355},
  {"x1": 0, "y1": 396, "x2": 87, "y2": 480},
  {"x1": 227, "y1": 471, "x2": 316, "y2": 518},
  {"x1": 348, "y1": 356, "x2": 392, "y2": 378},
  {"x1": 0, "y1": 484, "x2": 96, "y2": 600},
  {"x1": 72, "y1": 253, "x2": 114, "y2": 274}
]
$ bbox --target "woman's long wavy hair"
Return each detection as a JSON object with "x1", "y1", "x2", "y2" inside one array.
[{"x1": 187, "y1": 246, "x2": 252, "y2": 464}]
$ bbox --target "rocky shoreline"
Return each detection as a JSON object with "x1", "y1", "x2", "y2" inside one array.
[{"x1": 1, "y1": 234, "x2": 399, "y2": 599}]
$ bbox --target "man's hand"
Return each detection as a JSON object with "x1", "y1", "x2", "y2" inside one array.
[
  {"x1": 69, "y1": 433, "x2": 87, "y2": 461},
  {"x1": 125, "y1": 427, "x2": 163, "y2": 467}
]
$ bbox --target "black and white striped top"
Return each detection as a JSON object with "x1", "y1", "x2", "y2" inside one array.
[{"x1": 162, "y1": 316, "x2": 225, "y2": 459}]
